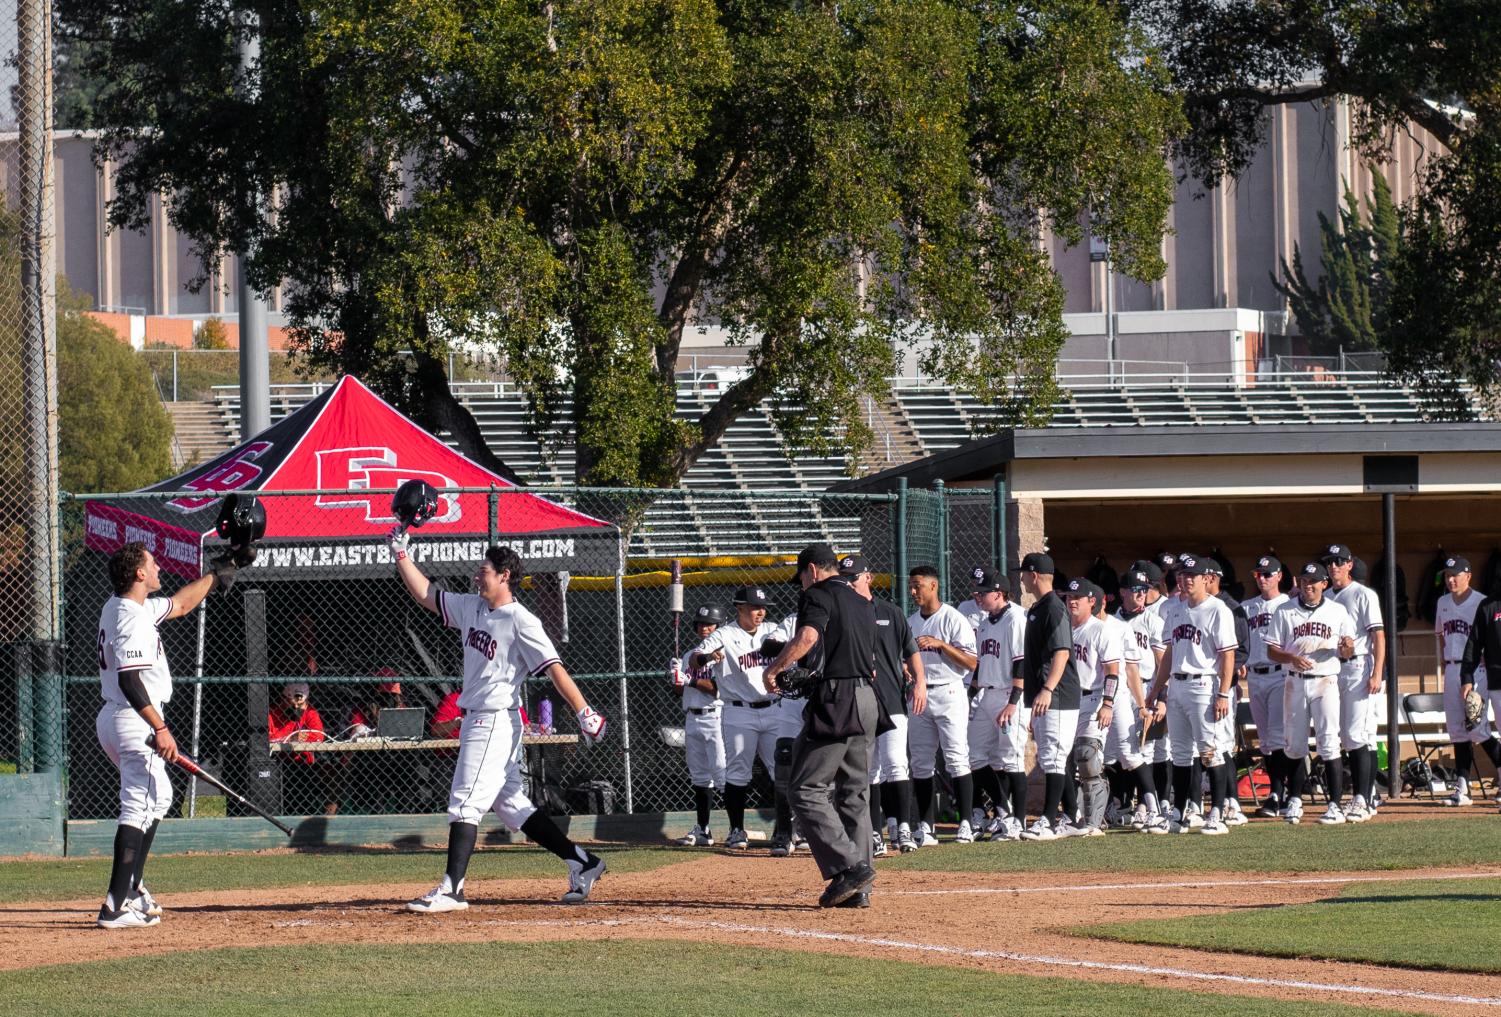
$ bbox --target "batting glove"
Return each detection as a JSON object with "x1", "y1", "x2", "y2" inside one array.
[
  {"x1": 577, "y1": 705, "x2": 607, "y2": 745},
  {"x1": 387, "y1": 526, "x2": 410, "y2": 562}
]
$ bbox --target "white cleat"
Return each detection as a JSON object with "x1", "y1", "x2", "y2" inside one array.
[
  {"x1": 96, "y1": 898, "x2": 160, "y2": 929},
  {"x1": 562, "y1": 854, "x2": 607, "y2": 904},
  {"x1": 676, "y1": 825, "x2": 714, "y2": 846},
  {"x1": 1319, "y1": 803, "x2": 1347, "y2": 826},
  {"x1": 1200, "y1": 818, "x2": 1229, "y2": 836},
  {"x1": 1284, "y1": 799, "x2": 1304, "y2": 825},
  {"x1": 915, "y1": 823, "x2": 940, "y2": 848},
  {"x1": 1019, "y1": 818, "x2": 1058, "y2": 841},
  {"x1": 1445, "y1": 791, "x2": 1474, "y2": 808},
  {"x1": 1142, "y1": 813, "x2": 1171, "y2": 835},
  {"x1": 407, "y1": 883, "x2": 469, "y2": 914},
  {"x1": 725, "y1": 827, "x2": 750, "y2": 850},
  {"x1": 129, "y1": 884, "x2": 163, "y2": 918},
  {"x1": 954, "y1": 820, "x2": 976, "y2": 844}
]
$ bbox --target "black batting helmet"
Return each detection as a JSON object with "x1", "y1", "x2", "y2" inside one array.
[
  {"x1": 693, "y1": 605, "x2": 726, "y2": 626},
  {"x1": 214, "y1": 494, "x2": 266, "y2": 548},
  {"x1": 392, "y1": 479, "x2": 441, "y2": 529}
]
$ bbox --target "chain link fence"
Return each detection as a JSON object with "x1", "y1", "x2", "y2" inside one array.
[{"x1": 57, "y1": 485, "x2": 983, "y2": 824}]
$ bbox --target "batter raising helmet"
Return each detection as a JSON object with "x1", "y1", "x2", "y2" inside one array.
[{"x1": 392, "y1": 479, "x2": 441, "y2": 530}]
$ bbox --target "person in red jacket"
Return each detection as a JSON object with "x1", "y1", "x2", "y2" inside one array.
[{"x1": 268, "y1": 682, "x2": 332, "y2": 814}]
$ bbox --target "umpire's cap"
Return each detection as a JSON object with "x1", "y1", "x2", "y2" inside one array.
[
  {"x1": 693, "y1": 604, "x2": 726, "y2": 626},
  {"x1": 971, "y1": 567, "x2": 1010, "y2": 594},
  {"x1": 1019, "y1": 551, "x2": 1054, "y2": 575},
  {"x1": 733, "y1": 586, "x2": 771, "y2": 607},
  {"x1": 796, "y1": 542, "x2": 839, "y2": 571}
]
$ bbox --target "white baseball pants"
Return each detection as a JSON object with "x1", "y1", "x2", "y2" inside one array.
[
  {"x1": 1166, "y1": 675, "x2": 1231, "y2": 766},
  {"x1": 1247, "y1": 670, "x2": 1285, "y2": 754},
  {"x1": 1444, "y1": 662, "x2": 1493, "y2": 743},
  {"x1": 869, "y1": 713, "x2": 910, "y2": 783},
  {"x1": 96, "y1": 704, "x2": 173, "y2": 831},
  {"x1": 1338, "y1": 656, "x2": 1379, "y2": 751},
  {"x1": 447, "y1": 708, "x2": 536, "y2": 828},
  {"x1": 1283, "y1": 673, "x2": 1341, "y2": 761},
  {"x1": 683, "y1": 708, "x2": 726, "y2": 788},
  {"x1": 908, "y1": 682, "x2": 972, "y2": 779},
  {"x1": 1031, "y1": 707, "x2": 1078, "y2": 775},
  {"x1": 722, "y1": 703, "x2": 783, "y2": 785},
  {"x1": 968, "y1": 687, "x2": 1028, "y2": 771},
  {"x1": 1104, "y1": 696, "x2": 1146, "y2": 770}
]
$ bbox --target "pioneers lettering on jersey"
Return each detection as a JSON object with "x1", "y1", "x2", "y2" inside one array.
[
  {"x1": 1269, "y1": 596, "x2": 1354, "y2": 675},
  {"x1": 694, "y1": 620, "x2": 779, "y2": 701},
  {"x1": 1436, "y1": 590, "x2": 1482, "y2": 660},
  {"x1": 1154, "y1": 597, "x2": 1237, "y2": 674},
  {"x1": 974, "y1": 606, "x2": 1025, "y2": 688},
  {"x1": 437, "y1": 590, "x2": 560, "y2": 711}
]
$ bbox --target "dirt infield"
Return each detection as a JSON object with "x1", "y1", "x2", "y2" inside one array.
[{"x1": 4, "y1": 846, "x2": 1499, "y2": 1016}]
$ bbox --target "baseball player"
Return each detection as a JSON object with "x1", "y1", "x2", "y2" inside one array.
[
  {"x1": 1147, "y1": 554, "x2": 1237, "y2": 835},
  {"x1": 842, "y1": 555, "x2": 925, "y2": 855},
  {"x1": 1242, "y1": 556, "x2": 1291, "y2": 818},
  {"x1": 675, "y1": 605, "x2": 727, "y2": 846},
  {"x1": 1014, "y1": 553, "x2": 1081, "y2": 840},
  {"x1": 1436, "y1": 556, "x2": 1490, "y2": 806},
  {"x1": 1113, "y1": 568, "x2": 1169, "y2": 833},
  {"x1": 1267, "y1": 561, "x2": 1356, "y2": 825},
  {"x1": 692, "y1": 586, "x2": 792, "y2": 851},
  {"x1": 1322, "y1": 543, "x2": 1386, "y2": 821},
  {"x1": 1459, "y1": 580, "x2": 1501, "y2": 810},
  {"x1": 1064, "y1": 579, "x2": 1121, "y2": 835},
  {"x1": 94, "y1": 542, "x2": 232, "y2": 928},
  {"x1": 1204, "y1": 559, "x2": 1249, "y2": 826},
  {"x1": 907, "y1": 564, "x2": 979, "y2": 844},
  {"x1": 391, "y1": 537, "x2": 609, "y2": 912},
  {"x1": 967, "y1": 567, "x2": 1027, "y2": 839}
]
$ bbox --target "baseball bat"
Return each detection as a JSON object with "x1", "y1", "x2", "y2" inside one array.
[
  {"x1": 669, "y1": 559, "x2": 684, "y2": 659},
  {"x1": 151, "y1": 737, "x2": 294, "y2": 837}
]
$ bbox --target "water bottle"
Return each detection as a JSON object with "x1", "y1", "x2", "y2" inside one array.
[{"x1": 538, "y1": 698, "x2": 553, "y2": 735}]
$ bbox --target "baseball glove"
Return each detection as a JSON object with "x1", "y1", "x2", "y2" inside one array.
[
  {"x1": 774, "y1": 666, "x2": 819, "y2": 700},
  {"x1": 1464, "y1": 687, "x2": 1486, "y2": 731}
]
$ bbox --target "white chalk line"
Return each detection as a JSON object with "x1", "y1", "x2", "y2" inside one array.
[
  {"x1": 883, "y1": 869, "x2": 1501, "y2": 896},
  {"x1": 654, "y1": 915, "x2": 1501, "y2": 1007}
]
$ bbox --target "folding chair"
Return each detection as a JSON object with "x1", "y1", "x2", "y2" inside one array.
[{"x1": 1400, "y1": 692, "x2": 1478, "y2": 799}]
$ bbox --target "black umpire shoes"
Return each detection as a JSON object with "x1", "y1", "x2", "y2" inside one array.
[
  {"x1": 818, "y1": 862, "x2": 876, "y2": 908},
  {"x1": 834, "y1": 891, "x2": 870, "y2": 909}
]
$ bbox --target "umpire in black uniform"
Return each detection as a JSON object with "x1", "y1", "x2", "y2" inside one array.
[{"x1": 765, "y1": 542, "x2": 880, "y2": 908}]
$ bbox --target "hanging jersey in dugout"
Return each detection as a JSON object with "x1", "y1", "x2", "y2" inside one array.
[{"x1": 99, "y1": 595, "x2": 175, "y2": 710}]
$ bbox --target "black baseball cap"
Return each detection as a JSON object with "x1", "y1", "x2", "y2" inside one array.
[
  {"x1": 1203, "y1": 557, "x2": 1225, "y2": 578},
  {"x1": 1019, "y1": 552, "x2": 1054, "y2": 575},
  {"x1": 971, "y1": 566, "x2": 1010, "y2": 593},
  {"x1": 1175, "y1": 554, "x2": 1211, "y2": 576},
  {"x1": 1064, "y1": 577, "x2": 1101, "y2": 601},
  {"x1": 1153, "y1": 552, "x2": 1178, "y2": 572},
  {"x1": 1444, "y1": 555, "x2": 1472, "y2": 576},
  {"x1": 1320, "y1": 543, "x2": 1353, "y2": 563},
  {"x1": 1121, "y1": 568, "x2": 1153, "y2": 591},
  {"x1": 1253, "y1": 555, "x2": 1283, "y2": 576},
  {"x1": 733, "y1": 586, "x2": 771, "y2": 606},
  {"x1": 837, "y1": 553, "x2": 871, "y2": 575},
  {"x1": 693, "y1": 605, "x2": 726, "y2": 625},
  {"x1": 796, "y1": 542, "x2": 839, "y2": 571},
  {"x1": 1129, "y1": 559, "x2": 1164, "y2": 583},
  {"x1": 1298, "y1": 561, "x2": 1330, "y2": 583}
]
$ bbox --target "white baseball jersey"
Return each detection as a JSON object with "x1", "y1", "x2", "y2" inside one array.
[
  {"x1": 1268, "y1": 596, "x2": 1354, "y2": 676},
  {"x1": 1436, "y1": 590, "x2": 1483, "y2": 663},
  {"x1": 1072, "y1": 616, "x2": 1122, "y2": 696},
  {"x1": 437, "y1": 591, "x2": 560, "y2": 711},
  {"x1": 1241, "y1": 593, "x2": 1290, "y2": 668},
  {"x1": 974, "y1": 604, "x2": 1025, "y2": 688},
  {"x1": 1154, "y1": 596, "x2": 1237, "y2": 675},
  {"x1": 1327, "y1": 581, "x2": 1384, "y2": 656},
  {"x1": 957, "y1": 600, "x2": 986, "y2": 633},
  {"x1": 99, "y1": 596, "x2": 175, "y2": 710},
  {"x1": 694, "y1": 621, "x2": 780, "y2": 702},
  {"x1": 909, "y1": 603, "x2": 977, "y2": 686},
  {"x1": 1104, "y1": 613, "x2": 1134, "y2": 688},
  {"x1": 679, "y1": 650, "x2": 721, "y2": 711},
  {"x1": 771, "y1": 611, "x2": 799, "y2": 643},
  {"x1": 1116, "y1": 607, "x2": 1164, "y2": 686}
]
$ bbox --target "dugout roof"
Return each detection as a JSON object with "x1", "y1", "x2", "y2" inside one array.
[{"x1": 84, "y1": 375, "x2": 618, "y2": 578}]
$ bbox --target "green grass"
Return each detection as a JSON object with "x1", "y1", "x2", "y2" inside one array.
[
  {"x1": 0, "y1": 940, "x2": 1430, "y2": 1017},
  {"x1": 0, "y1": 847, "x2": 685, "y2": 904},
  {"x1": 880, "y1": 816, "x2": 1501, "y2": 874},
  {"x1": 1085, "y1": 877, "x2": 1501, "y2": 974}
]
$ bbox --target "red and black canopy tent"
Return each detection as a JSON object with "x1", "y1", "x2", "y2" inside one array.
[{"x1": 84, "y1": 375, "x2": 619, "y2": 577}]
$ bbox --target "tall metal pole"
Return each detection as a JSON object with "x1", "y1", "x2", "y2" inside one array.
[
  {"x1": 237, "y1": 12, "x2": 270, "y2": 439},
  {"x1": 934, "y1": 479, "x2": 948, "y2": 602},
  {"x1": 19, "y1": 0, "x2": 62, "y2": 773},
  {"x1": 894, "y1": 478, "x2": 909, "y2": 615},
  {"x1": 992, "y1": 472, "x2": 1007, "y2": 577},
  {"x1": 1105, "y1": 255, "x2": 1117, "y2": 384},
  {"x1": 1382, "y1": 493, "x2": 1400, "y2": 798}
]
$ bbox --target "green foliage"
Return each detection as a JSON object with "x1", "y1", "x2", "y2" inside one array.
[
  {"x1": 57, "y1": 287, "x2": 175, "y2": 493},
  {"x1": 1088, "y1": 877, "x2": 1501, "y2": 974},
  {"x1": 0, "y1": 940, "x2": 1435, "y2": 1017},
  {"x1": 194, "y1": 317, "x2": 230, "y2": 350},
  {"x1": 61, "y1": 0, "x2": 1182, "y2": 485},
  {"x1": 1274, "y1": 174, "x2": 1400, "y2": 356}
]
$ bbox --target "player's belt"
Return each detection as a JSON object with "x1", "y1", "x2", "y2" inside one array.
[
  {"x1": 1290, "y1": 671, "x2": 1333, "y2": 679},
  {"x1": 685, "y1": 706, "x2": 719, "y2": 715},
  {"x1": 1250, "y1": 665, "x2": 1278, "y2": 675},
  {"x1": 1445, "y1": 659, "x2": 1463, "y2": 665},
  {"x1": 1171, "y1": 673, "x2": 1211, "y2": 680},
  {"x1": 729, "y1": 699, "x2": 775, "y2": 709}
]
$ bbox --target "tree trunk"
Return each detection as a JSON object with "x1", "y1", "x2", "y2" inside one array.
[{"x1": 409, "y1": 344, "x2": 524, "y2": 485}]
